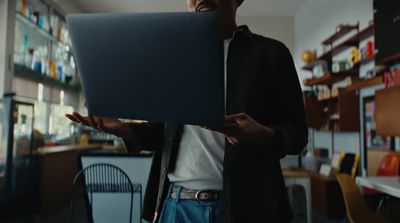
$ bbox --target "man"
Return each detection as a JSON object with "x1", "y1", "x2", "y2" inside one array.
[{"x1": 66, "y1": 0, "x2": 308, "y2": 222}]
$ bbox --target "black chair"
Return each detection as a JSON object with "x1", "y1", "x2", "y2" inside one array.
[{"x1": 70, "y1": 163, "x2": 142, "y2": 223}]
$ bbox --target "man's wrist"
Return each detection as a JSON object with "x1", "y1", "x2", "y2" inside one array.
[
  {"x1": 257, "y1": 125, "x2": 275, "y2": 146},
  {"x1": 118, "y1": 123, "x2": 134, "y2": 139}
]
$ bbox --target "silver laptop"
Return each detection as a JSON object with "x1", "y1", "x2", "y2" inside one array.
[{"x1": 67, "y1": 12, "x2": 224, "y2": 126}]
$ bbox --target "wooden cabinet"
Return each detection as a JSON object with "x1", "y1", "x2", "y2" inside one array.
[
  {"x1": 337, "y1": 89, "x2": 360, "y2": 132},
  {"x1": 375, "y1": 85, "x2": 400, "y2": 136},
  {"x1": 304, "y1": 89, "x2": 359, "y2": 132},
  {"x1": 311, "y1": 174, "x2": 346, "y2": 219},
  {"x1": 35, "y1": 144, "x2": 100, "y2": 217},
  {"x1": 304, "y1": 95, "x2": 325, "y2": 129}
]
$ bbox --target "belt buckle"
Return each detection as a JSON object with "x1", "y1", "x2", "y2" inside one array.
[{"x1": 194, "y1": 190, "x2": 219, "y2": 201}]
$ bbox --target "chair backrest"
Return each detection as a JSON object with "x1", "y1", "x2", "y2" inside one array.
[
  {"x1": 74, "y1": 163, "x2": 134, "y2": 193},
  {"x1": 336, "y1": 174, "x2": 391, "y2": 223},
  {"x1": 71, "y1": 163, "x2": 137, "y2": 223},
  {"x1": 376, "y1": 153, "x2": 400, "y2": 176},
  {"x1": 337, "y1": 153, "x2": 359, "y2": 177}
]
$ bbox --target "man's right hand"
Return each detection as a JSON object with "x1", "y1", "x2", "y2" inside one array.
[{"x1": 65, "y1": 112, "x2": 133, "y2": 139}]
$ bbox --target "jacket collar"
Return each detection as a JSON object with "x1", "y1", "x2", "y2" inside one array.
[{"x1": 234, "y1": 25, "x2": 254, "y2": 40}]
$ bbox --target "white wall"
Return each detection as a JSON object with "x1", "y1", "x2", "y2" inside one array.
[
  {"x1": 294, "y1": 0, "x2": 374, "y2": 156},
  {"x1": 238, "y1": 16, "x2": 294, "y2": 52}
]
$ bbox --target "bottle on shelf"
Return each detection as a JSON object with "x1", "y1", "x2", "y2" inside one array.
[
  {"x1": 31, "y1": 48, "x2": 41, "y2": 73},
  {"x1": 24, "y1": 48, "x2": 34, "y2": 68}
]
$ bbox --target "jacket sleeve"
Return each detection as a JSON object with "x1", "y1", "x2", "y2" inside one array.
[
  {"x1": 269, "y1": 43, "x2": 308, "y2": 158},
  {"x1": 122, "y1": 123, "x2": 164, "y2": 153}
]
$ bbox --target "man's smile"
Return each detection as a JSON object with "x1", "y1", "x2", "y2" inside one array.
[{"x1": 196, "y1": 1, "x2": 216, "y2": 12}]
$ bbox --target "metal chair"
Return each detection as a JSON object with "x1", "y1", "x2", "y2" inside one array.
[{"x1": 70, "y1": 163, "x2": 142, "y2": 223}]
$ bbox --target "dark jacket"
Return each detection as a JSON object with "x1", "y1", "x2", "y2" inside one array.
[{"x1": 126, "y1": 26, "x2": 308, "y2": 223}]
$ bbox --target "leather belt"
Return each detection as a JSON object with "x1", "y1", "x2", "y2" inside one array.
[{"x1": 171, "y1": 186, "x2": 222, "y2": 201}]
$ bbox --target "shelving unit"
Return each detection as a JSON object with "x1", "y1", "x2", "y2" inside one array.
[
  {"x1": 15, "y1": 12, "x2": 70, "y2": 48},
  {"x1": 345, "y1": 76, "x2": 383, "y2": 92},
  {"x1": 13, "y1": 0, "x2": 78, "y2": 91},
  {"x1": 304, "y1": 63, "x2": 360, "y2": 87},
  {"x1": 301, "y1": 23, "x2": 377, "y2": 134},
  {"x1": 14, "y1": 64, "x2": 80, "y2": 91}
]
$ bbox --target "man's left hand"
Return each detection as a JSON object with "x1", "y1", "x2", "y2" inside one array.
[{"x1": 206, "y1": 113, "x2": 275, "y2": 146}]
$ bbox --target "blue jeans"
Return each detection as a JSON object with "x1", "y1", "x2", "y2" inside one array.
[{"x1": 158, "y1": 184, "x2": 223, "y2": 223}]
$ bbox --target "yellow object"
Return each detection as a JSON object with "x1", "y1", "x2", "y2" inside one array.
[
  {"x1": 336, "y1": 174, "x2": 393, "y2": 223},
  {"x1": 350, "y1": 47, "x2": 359, "y2": 65},
  {"x1": 350, "y1": 155, "x2": 360, "y2": 177},
  {"x1": 336, "y1": 152, "x2": 360, "y2": 177},
  {"x1": 80, "y1": 133, "x2": 89, "y2": 144},
  {"x1": 301, "y1": 50, "x2": 315, "y2": 63}
]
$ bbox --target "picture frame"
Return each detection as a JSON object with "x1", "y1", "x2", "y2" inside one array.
[
  {"x1": 362, "y1": 95, "x2": 397, "y2": 174},
  {"x1": 362, "y1": 96, "x2": 394, "y2": 151}
]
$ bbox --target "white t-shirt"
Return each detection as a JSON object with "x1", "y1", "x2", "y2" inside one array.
[{"x1": 167, "y1": 39, "x2": 232, "y2": 190}]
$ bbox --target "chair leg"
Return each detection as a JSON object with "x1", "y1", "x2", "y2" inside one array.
[
  {"x1": 130, "y1": 192, "x2": 134, "y2": 223},
  {"x1": 376, "y1": 196, "x2": 388, "y2": 214},
  {"x1": 140, "y1": 191, "x2": 143, "y2": 223},
  {"x1": 90, "y1": 192, "x2": 93, "y2": 217},
  {"x1": 70, "y1": 197, "x2": 76, "y2": 223},
  {"x1": 342, "y1": 215, "x2": 348, "y2": 223}
]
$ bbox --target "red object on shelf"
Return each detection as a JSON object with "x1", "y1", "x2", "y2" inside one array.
[
  {"x1": 364, "y1": 153, "x2": 400, "y2": 195},
  {"x1": 366, "y1": 41, "x2": 374, "y2": 58}
]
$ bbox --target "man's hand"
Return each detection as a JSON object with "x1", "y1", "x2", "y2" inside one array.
[
  {"x1": 65, "y1": 112, "x2": 133, "y2": 139},
  {"x1": 207, "y1": 113, "x2": 275, "y2": 146}
]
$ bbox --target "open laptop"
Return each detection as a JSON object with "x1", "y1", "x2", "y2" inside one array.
[{"x1": 67, "y1": 12, "x2": 225, "y2": 126}]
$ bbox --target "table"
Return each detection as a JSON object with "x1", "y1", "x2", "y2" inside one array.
[
  {"x1": 283, "y1": 169, "x2": 312, "y2": 223},
  {"x1": 356, "y1": 176, "x2": 400, "y2": 198},
  {"x1": 310, "y1": 174, "x2": 345, "y2": 219}
]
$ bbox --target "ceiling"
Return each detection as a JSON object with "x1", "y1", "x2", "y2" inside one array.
[{"x1": 70, "y1": 0, "x2": 305, "y2": 16}]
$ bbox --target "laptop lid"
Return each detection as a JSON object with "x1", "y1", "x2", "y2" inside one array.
[{"x1": 67, "y1": 12, "x2": 224, "y2": 126}]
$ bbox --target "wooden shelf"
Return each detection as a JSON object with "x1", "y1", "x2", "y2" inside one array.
[
  {"x1": 304, "y1": 67, "x2": 359, "y2": 87},
  {"x1": 358, "y1": 24, "x2": 375, "y2": 40},
  {"x1": 359, "y1": 56, "x2": 375, "y2": 65},
  {"x1": 318, "y1": 39, "x2": 359, "y2": 62},
  {"x1": 16, "y1": 12, "x2": 70, "y2": 48},
  {"x1": 345, "y1": 76, "x2": 383, "y2": 91},
  {"x1": 318, "y1": 95, "x2": 338, "y2": 102},
  {"x1": 322, "y1": 24, "x2": 359, "y2": 45},
  {"x1": 304, "y1": 73, "x2": 345, "y2": 86},
  {"x1": 302, "y1": 24, "x2": 374, "y2": 71},
  {"x1": 331, "y1": 63, "x2": 360, "y2": 76},
  {"x1": 376, "y1": 52, "x2": 400, "y2": 66},
  {"x1": 14, "y1": 64, "x2": 80, "y2": 91},
  {"x1": 302, "y1": 60, "x2": 325, "y2": 71}
]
